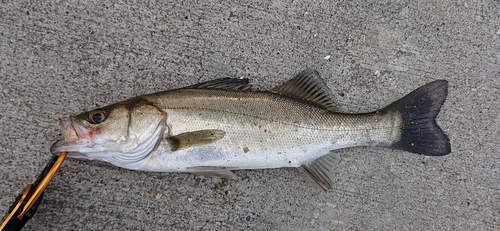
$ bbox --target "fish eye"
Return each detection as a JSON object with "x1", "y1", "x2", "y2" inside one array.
[{"x1": 88, "y1": 109, "x2": 107, "y2": 124}]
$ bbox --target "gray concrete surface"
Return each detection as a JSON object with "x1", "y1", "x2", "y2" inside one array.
[{"x1": 1, "y1": 1, "x2": 499, "y2": 230}]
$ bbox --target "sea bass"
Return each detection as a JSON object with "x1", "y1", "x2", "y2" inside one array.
[{"x1": 51, "y1": 69, "x2": 450, "y2": 190}]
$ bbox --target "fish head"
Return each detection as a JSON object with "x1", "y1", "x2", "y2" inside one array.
[{"x1": 50, "y1": 100, "x2": 166, "y2": 168}]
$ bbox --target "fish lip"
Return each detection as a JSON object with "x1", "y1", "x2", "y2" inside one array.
[
  {"x1": 50, "y1": 140, "x2": 93, "y2": 157},
  {"x1": 60, "y1": 117, "x2": 94, "y2": 141},
  {"x1": 51, "y1": 117, "x2": 94, "y2": 156},
  {"x1": 60, "y1": 117, "x2": 80, "y2": 141}
]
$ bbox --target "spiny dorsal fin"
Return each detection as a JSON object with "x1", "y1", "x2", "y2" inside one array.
[
  {"x1": 186, "y1": 78, "x2": 252, "y2": 91},
  {"x1": 299, "y1": 152, "x2": 341, "y2": 191},
  {"x1": 166, "y1": 129, "x2": 226, "y2": 151},
  {"x1": 270, "y1": 69, "x2": 336, "y2": 111}
]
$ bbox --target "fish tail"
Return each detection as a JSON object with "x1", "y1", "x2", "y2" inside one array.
[{"x1": 384, "y1": 80, "x2": 451, "y2": 156}]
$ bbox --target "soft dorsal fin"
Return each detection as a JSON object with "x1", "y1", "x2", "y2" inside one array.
[
  {"x1": 270, "y1": 69, "x2": 336, "y2": 111},
  {"x1": 186, "y1": 78, "x2": 252, "y2": 91}
]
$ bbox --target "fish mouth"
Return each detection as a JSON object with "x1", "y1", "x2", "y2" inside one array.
[{"x1": 50, "y1": 117, "x2": 94, "y2": 158}]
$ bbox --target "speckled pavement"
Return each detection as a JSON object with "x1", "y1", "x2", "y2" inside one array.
[{"x1": 1, "y1": 1, "x2": 498, "y2": 230}]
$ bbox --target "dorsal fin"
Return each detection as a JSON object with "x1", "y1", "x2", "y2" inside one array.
[
  {"x1": 186, "y1": 78, "x2": 252, "y2": 91},
  {"x1": 270, "y1": 69, "x2": 336, "y2": 110}
]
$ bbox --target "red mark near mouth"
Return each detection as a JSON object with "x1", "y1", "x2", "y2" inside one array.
[{"x1": 87, "y1": 127, "x2": 101, "y2": 137}]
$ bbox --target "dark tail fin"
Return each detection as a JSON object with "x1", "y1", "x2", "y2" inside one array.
[{"x1": 383, "y1": 80, "x2": 451, "y2": 156}]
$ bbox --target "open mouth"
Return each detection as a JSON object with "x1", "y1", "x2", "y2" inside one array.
[
  {"x1": 61, "y1": 117, "x2": 80, "y2": 141},
  {"x1": 50, "y1": 117, "x2": 94, "y2": 157}
]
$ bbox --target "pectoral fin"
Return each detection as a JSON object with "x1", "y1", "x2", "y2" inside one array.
[
  {"x1": 299, "y1": 152, "x2": 341, "y2": 191},
  {"x1": 166, "y1": 129, "x2": 226, "y2": 151}
]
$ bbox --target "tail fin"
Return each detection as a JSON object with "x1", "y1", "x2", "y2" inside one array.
[{"x1": 383, "y1": 80, "x2": 451, "y2": 156}]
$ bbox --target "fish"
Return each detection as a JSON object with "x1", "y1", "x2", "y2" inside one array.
[{"x1": 50, "y1": 69, "x2": 451, "y2": 190}]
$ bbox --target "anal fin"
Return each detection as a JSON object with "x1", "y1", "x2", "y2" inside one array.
[{"x1": 299, "y1": 152, "x2": 341, "y2": 191}]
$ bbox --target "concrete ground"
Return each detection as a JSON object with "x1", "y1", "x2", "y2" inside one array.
[{"x1": 1, "y1": 1, "x2": 498, "y2": 230}]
